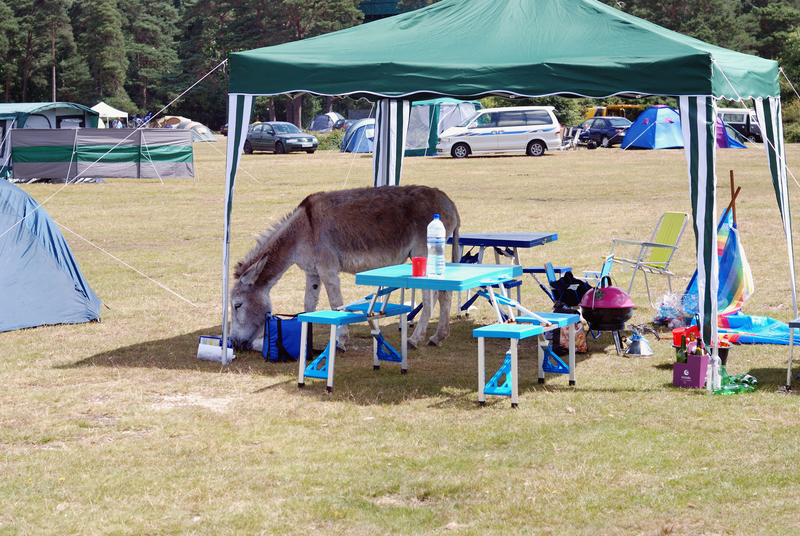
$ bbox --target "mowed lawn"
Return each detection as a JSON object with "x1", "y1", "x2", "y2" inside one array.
[{"x1": 2, "y1": 138, "x2": 800, "y2": 535}]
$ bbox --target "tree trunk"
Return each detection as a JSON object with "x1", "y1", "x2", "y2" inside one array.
[
  {"x1": 51, "y1": 21, "x2": 56, "y2": 102},
  {"x1": 22, "y1": 31, "x2": 33, "y2": 102},
  {"x1": 292, "y1": 95, "x2": 302, "y2": 127},
  {"x1": 268, "y1": 99, "x2": 276, "y2": 122},
  {"x1": 326, "y1": 96, "x2": 334, "y2": 113},
  {"x1": 285, "y1": 97, "x2": 294, "y2": 123}
]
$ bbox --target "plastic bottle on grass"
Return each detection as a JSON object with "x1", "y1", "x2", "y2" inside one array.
[
  {"x1": 427, "y1": 214, "x2": 446, "y2": 278},
  {"x1": 710, "y1": 354, "x2": 722, "y2": 391}
]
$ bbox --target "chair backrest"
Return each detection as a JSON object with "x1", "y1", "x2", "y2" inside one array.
[
  {"x1": 599, "y1": 255, "x2": 614, "y2": 278},
  {"x1": 647, "y1": 212, "x2": 689, "y2": 268},
  {"x1": 545, "y1": 262, "x2": 557, "y2": 285}
]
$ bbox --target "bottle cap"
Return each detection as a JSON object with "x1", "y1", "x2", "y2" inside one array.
[{"x1": 434, "y1": 214, "x2": 440, "y2": 219}]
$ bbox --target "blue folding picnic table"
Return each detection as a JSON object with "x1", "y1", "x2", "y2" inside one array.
[{"x1": 448, "y1": 232, "x2": 558, "y2": 265}]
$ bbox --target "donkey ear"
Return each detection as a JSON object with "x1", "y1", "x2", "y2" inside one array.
[{"x1": 239, "y1": 256, "x2": 268, "y2": 287}]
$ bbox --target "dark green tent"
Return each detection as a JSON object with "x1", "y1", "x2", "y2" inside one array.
[{"x1": 222, "y1": 0, "x2": 792, "y2": 355}]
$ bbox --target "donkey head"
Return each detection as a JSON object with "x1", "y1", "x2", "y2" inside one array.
[{"x1": 229, "y1": 255, "x2": 272, "y2": 351}]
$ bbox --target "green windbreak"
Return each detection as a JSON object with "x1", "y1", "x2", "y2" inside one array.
[
  {"x1": 13, "y1": 144, "x2": 192, "y2": 163},
  {"x1": 229, "y1": 0, "x2": 778, "y2": 100},
  {"x1": 10, "y1": 129, "x2": 194, "y2": 180}
]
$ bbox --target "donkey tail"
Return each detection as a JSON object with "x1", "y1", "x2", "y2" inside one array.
[{"x1": 450, "y1": 225, "x2": 460, "y2": 263}]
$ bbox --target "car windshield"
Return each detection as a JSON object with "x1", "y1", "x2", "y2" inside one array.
[
  {"x1": 272, "y1": 123, "x2": 302, "y2": 134},
  {"x1": 608, "y1": 118, "x2": 632, "y2": 127},
  {"x1": 457, "y1": 111, "x2": 483, "y2": 128}
]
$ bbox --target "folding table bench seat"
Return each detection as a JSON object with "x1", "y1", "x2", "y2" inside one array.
[
  {"x1": 516, "y1": 312, "x2": 581, "y2": 386},
  {"x1": 473, "y1": 323, "x2": 544, "y2": 407},
  {"x1": 297, "y1": 303, "x2": 412, "y2": 392}
]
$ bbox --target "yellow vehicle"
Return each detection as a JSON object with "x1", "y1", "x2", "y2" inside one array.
[{"x1": 585, "y1": 104, "x2": 646, "y2": 120}]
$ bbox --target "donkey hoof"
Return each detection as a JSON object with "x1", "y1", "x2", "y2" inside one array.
[
  {"x1": 406, "y1": 339, "x2": 419, "y2": 350},
  {"x1": 426, "y1": 337, "x2": 442, "y2": 347}
]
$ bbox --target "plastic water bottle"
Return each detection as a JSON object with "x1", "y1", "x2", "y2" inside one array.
[
  {"x1": 710, "y1": 354, "x2": 722, "y2": 391},
  {"x1": 427, "y1": 214, "x2": 446, "y2": 278}
]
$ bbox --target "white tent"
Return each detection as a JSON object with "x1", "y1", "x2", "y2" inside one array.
[{"x1": 91, "y1": 102, "x2": 128, "y2": 120}]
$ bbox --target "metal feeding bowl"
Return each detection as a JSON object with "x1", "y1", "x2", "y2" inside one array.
[{"x1": 579, "y1": 279, "x2": 634, "y2": 331}]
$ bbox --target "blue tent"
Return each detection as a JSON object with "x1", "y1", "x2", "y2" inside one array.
[
  {"x1": 340, "y1": 118, "x2": 375, "y2": 153},
  {"x1": 620, "y1": 105, "x2": 683, "y2": 149},
  {"x1": 0, "y1": 179, "x2": 102, "y2": 332}
]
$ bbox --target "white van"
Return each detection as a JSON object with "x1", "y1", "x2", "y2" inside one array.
[
  {"x1": 718, "y1": 107, "x2": 762, "y2": 143},
  {"x1": 436, "y1": 106, "x2": 561, "y2": 158}
]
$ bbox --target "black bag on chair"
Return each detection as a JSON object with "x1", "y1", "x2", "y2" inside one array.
[{"x1": 549, "y1": 271, "x2": 592, "y2": 307}]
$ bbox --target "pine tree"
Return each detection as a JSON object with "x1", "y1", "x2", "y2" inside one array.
[
  {"x1": 71, "y1": 0, "x2": 131, "y2": 105},
  {"x1": 0, "y1": 0, "x2": 17, "y2": 102},
  {"x1": 119, "y1": 0, "x2": 180, "y2": 112}
]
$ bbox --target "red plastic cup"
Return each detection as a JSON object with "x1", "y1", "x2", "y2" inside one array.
[{"x1": 412, "y1": 257, "x2": 427, "y2": 277}]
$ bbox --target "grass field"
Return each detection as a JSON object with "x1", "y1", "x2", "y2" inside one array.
[{"x1": 2, "y1": 138, "x2": 800, "y2": 535}]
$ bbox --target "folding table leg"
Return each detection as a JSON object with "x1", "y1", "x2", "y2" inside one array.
[
  {"x1": 298, "y1": 321, "x2": 309, "y2": 388},
  {"x1": 326, "y1": 324, "x2": 337, "y2": 393},
  {"x1": 789, "y1": 329, "x2": 794, "y2": 388},
  {"x1": 401, "y1": 312, "x2": 408, "y2": 374},
  {"x1": 371, "y1": 318, "x2": 380, "y2": 370},
  {"x1": 510, "y1": 339, "x2": 519, "y2": 408},
  {"x1": 538, "y1": 337, "x2": 546, "y2": 384},
  {"x1": 478, "y1": 337, "x2": 486, "y2": 406},
  {"x1": 569, "y1": 322, "x2": 576, "y2": 386}
]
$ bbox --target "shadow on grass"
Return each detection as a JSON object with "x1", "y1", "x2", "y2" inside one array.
[{"x1": 58, "y1": 321, "x2": 613, "y2": 407}]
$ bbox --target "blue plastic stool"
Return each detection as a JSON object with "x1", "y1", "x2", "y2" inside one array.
[
  {"x1": 517, "y1": 312, "x2": 581, "y2": 386},
  {"x1": 297, "y1": 310, "x2": 367, "y2": 392},
  {"x1": 473, "y1": 323, "x2": 544, "y2": 408}
]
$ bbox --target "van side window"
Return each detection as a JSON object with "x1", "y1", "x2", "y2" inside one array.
[
  {"x1": 498, "y1": 111, "x2": 525, "y2": 127},
  {"x1": 473, "y1": 113, "x2": 497, "y2": 128},
  {"x1": 723, "y1": 113, "x2": 746, "y2": 124},
  {"x1": 525, "y1": 111, "x2": 552, "y2": 125}
]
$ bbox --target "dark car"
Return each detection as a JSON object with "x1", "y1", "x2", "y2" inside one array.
[
  {"x1": 220, "y1": 123, "x2": 228, "y2": 136},
  {"x1": 243, "y1": 122, "x2": 318, "y2": 154},
  {"x1": 578, "y1": 116, "x2": 632, "y2": 147},
  {"x1": 332, "y1": 119, "x2": 356, "y2": 131}
]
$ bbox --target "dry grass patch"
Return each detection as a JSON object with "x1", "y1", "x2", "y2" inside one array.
[{"x1": 2, "y1": 138, "x2": 800, "y2": 534}]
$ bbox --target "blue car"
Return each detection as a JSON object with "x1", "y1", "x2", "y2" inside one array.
[{"x1": 578, "y1": 117, "x2": 632, "y2": 147}]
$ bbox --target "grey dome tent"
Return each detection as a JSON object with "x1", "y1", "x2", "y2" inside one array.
[
  {"x1": 0, "y1": 179, "x2": 102, "y2": 332},
  {"x1": 222, "y1": 0, "x2": 791, "y2": 357}
]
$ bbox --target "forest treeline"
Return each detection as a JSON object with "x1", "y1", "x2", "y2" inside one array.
[{"x1": 5, "y1": 0, "x2": 800, "y2": 133}]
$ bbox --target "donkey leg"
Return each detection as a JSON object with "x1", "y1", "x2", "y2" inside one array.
[
  {"x1": 428, "y1": 290, "x2": 452, "y2": 346},
  {"x1": 304, "y1": 272, "x2": 322, "y2": 312},
  {"x1": 409, "y1": 289, "x2": 433, "y2": 350},
  {"x1": 320, "y1": 271, "x2": 349, "y2": 351}
]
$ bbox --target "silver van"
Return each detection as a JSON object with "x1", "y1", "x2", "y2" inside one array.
[{"x1": 436, "y1": 106, "x2": 561, "y2": 158}]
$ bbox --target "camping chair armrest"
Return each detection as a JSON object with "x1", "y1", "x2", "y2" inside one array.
[
  {"x1": 612, "y1": 238, "x2": 677, "y2": 251},
  {"x1": 611, "y1": 238, "x2": 646, "y2": 246},
  {"x1": 638, "y1": 241, "x2": 677, "y2": 250},
  {"x1": 614, "y1": 257, "x2": 669, "y2": 270}
]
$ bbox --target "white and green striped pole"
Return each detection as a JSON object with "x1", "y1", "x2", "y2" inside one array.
[
  {"x1": 373, "y1": 99, "x2": 411, "y2": 187},
  {"x1": 221, "y1": 93, "x2": 254, "y2": 363},
  {"x1": 680, "y1": 95, "x2": 719, "y2": 347}
]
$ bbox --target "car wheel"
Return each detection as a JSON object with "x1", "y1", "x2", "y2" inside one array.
[
  {"x1": 243, "y1": 141, "x2": 252, "y2": 154},
  {"x1": 526, "y1": 140, "x2": 545, "y2": 156},
  {"x1": 451, "y1": 143, "x2": 470, "y2": 158},
  {"x1": 274, "y1": 142, "x2": 285, "y2": 154},
  {"x1": 306, "y1": 150, "x2": 315, "y2": 154},
  {"x1": 601, "y1": 136, "x2": 611, "y2": 148}
]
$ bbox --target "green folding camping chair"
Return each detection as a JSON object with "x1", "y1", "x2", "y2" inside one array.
[{"x1": 595, "y1": 212, "x2": 689, "y2": 307}]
